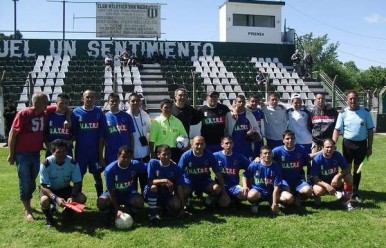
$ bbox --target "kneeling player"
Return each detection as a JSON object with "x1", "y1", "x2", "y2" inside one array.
[
  {"x1": 97, "y1": 146, "x2": 146, "y2": 225},
  {"x1": 272, "y1": 130, "x2": 313, "y2": 206},
  {"x1": 178, "y1": 136, "x2": 229, "y2": 210},
  {"x1": 311, "y1": 139, "x2": 354, "y2": 211},
  {"x1": 40, "y1": 139, "x2": 87, "y2": 227},
  {"x1": 243, "y1": 146, "x2": 293, "y2": 215},
  {"x1": 144, "y1": 145, "x2": 184, "y2": 225},
  {"x1": 213, "y1": 136, "x2": 250, "y2": 206}
]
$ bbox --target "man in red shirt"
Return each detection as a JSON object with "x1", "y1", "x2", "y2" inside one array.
[{"x1": 7, "y1": 92, "x2": 57, "y2": 221}]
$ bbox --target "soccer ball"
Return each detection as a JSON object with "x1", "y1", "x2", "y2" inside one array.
[
  {"x1": 176, "y1": 135, "x2": 189, "y2": 150},
  {"x1": 115, "y1": 212, "x2": 133, "y2": 229}
]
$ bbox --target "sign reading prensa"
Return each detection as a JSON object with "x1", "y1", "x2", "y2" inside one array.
[{"x1": 96, "y1": 2, "x2": 161, "y2": 38}]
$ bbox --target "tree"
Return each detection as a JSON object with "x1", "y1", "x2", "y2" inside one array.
[{"x1": 0, "y1": 30, "x2": 23, "y2": 40}]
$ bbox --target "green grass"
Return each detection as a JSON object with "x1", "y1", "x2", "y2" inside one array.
[{"x1": 1, "y1": 135, "x2": 386, "y2": 248}]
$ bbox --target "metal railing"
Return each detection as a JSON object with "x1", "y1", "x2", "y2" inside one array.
[{"x1": 318, "y1": 71, "x2": 347, "y2": 108}]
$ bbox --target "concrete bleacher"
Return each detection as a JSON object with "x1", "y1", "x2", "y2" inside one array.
[{"x1": 1, "y1": 54, "x2": 330, "y2": 115}]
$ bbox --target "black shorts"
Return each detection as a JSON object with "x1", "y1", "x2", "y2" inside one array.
[
  {"x1": 342, "y1": 139, "x2": 367, "y2": 165},
  {"x1": 40, "y1": 186, "x2": 72, "y2": 201}
]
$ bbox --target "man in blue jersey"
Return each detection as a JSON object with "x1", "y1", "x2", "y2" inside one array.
[
  {"x1": 311, "y1": 139, "x2": 354, "y2": 211},
  {"x1": 178, "y1": 136, "x2": 230, "y2": 209},
  {"x1": 225, "y1": 95, "x2": 261, "y2": 161},
  {"x1": 213, "y1": 136, "x2": 250, "y2": 205},
  {"x1": 104, "y1": 93, "x2": 135, "y2": 165},
  {"x1": 39, "y1": 139, "x2": 87, "y2": 226},
  {"x1": 246, "y1": 95, "x2": 265, "y2": 158},
  {"x1": 97, "y1": 146, "x2": 145, "y2": 225},
  {"x1": 272, "y1": 130, "x2": 313, "y2": 207},
  {"x1": 144, "y1": 145, "x2": 185, "y2": 225},
  {"x1": 332, "y1": 90, "x2": 374, "y2": 203},
  {"x1": 243, "y1": 146, "x2": 294, "y2": 215},
  {"x1": 45, "y1": 93, "x2": 72, "y2": 157},
  {"x1": 71, "y1": 89, "x2": 107, "y2": 197}
]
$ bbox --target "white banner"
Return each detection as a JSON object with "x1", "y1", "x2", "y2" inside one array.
[{"x1": 96, "y1": 2, "x2": 161, "y2": 38}]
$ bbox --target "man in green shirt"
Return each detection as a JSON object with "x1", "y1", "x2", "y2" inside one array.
[{"x1": 149, "y1": 99, "x2": 188, "y2": 163}]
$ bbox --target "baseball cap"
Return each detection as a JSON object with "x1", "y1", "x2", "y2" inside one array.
[
  {"x1": 291, "y1": 93, "x2": 301, "y2": 100},
  {"x1": 207, "y1": 89, "x2": 219, "y2": 96}
]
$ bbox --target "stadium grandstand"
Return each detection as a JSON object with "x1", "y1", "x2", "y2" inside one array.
[{"x1": 0, "y1": 0, "x2": 348, "y2": 140}]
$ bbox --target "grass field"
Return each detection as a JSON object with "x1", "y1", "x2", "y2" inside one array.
[{"x1": 0, "y1": 135, "x2": 385, "y2": 248}]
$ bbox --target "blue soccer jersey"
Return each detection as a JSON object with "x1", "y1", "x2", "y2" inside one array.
[
  {"x1": 104, "y1": 159, "x2": 146, "y2": 198},
  {"x1": 213, "y1": 151, "x2": 250, "y2": 187},
  {"x1": 249, "y1": 108, "x2": 265, "y2": 157},
  {"x1": 46, "y1": 112, "x2": 72, "y2": 156},
  {"x1": 178, "y1": 149, "x2": 220, "y2": 183},
  {"x1": 311, "y1": 151, "x2": 348, "y2": 182},
  {"x1": 40, "y1": 155, "x2": 82, "y2": 190},
  {"x1": 147, "y1": 159, "x2": 184, "y2": 187},
  {"x1": 71, "y1": 106, "x2": 106, "y2": 155},
  {"x1": 231, "y1": 112, "x2": 255, "y2": 159},
  {"x1": 105, "y1": 110, "x2": 135, "y2": 164},
  {"x1": 272, "y1": 145, "x2": 309, "y2": 186},
  {"x1": 244, "y1": 161, "x2": 283, "y2": 192}
]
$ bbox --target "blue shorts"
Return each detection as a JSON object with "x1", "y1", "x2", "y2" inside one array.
[
  {"x1": 251, "y1": 185, "x2": 273, "y2": 204},
  {"x1": 205, "y1": 144, "x2": 222, "y2": 153},
  {"x1": 226, "y1": 184, "x2": 243, "y2": 197},
  {"x1": 282, "y1": 179, "x2": 310, "y2": 193},
  {"x1": 298, "y1": 144, "x2": 312, "y2": 154},
  {"x1": 100, "y1": 190, "x2": 141, "y2": 206},
  {"x1": 75, "y1": 150, "x2": 103, "y2": 176},
  {"x1": 184, "y1": 177, "x2": 215, "y2": 194}
]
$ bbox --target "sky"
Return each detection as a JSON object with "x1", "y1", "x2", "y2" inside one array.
[{"x1": 1, "y1": 0, "x2": 386, "y2": 70}]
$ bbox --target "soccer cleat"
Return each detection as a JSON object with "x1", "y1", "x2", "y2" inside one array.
[
  {"x1": 314, "y1": 197, "x2": 322, "y2": 206},
  {"x1": 205, "y1": 196, "x2": 214, "y2": 206},
  {"x1": 343, "y1": 201, "x2": 354, "y2": 211},
  {"x1": 149, "y1": 217, "x2": 160, "y2": 227},
  {"x1": 352, "y1": 193, "x2": 363, "y2": 203},
  {"x1": 251, "y1": 205, "x2": 259, "y2": 214},
  {"x1": 294, "y1": 197, "x2": 302, "y2": 207}
]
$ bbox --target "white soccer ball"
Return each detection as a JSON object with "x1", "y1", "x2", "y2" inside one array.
[
  {"x1": 115, "y1": 212, "x2": 133, "y2": 229},
  {"x1": 176, "y1": 135, "x2": 189, "y2": 150}
]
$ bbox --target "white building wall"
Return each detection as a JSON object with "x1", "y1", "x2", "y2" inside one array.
[{"x1": 219, "y1": 1, "x2": 284, "y2": 44}]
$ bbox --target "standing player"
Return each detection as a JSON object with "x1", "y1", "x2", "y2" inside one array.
[
  {"x1": 7, "y1": 92, "x2": 58, "y2": 221},
  {"x1": 333, "y1": 90, "x2": 374, "y2": 202},
  {"x1": 272, "y1": 130, "x2": 313, "y2": 206},
  {"x1": 243, "y1": 146, "x2": 294, "y2": 215},
  {"x1": 311, "y1": 139, "x2": 354, "y2": 211},
  {"x1": 213, "y1": 136, "x2": 250, "y2": 205},
  {"x1": 309, "y1": 93, "x2": 338, "y2": 152},
  {"x1": 39, "y1": 139, "x2": 87, "y2": 226},
  {"x1": 45, "y1": 93, "x2": 72, "y2": 157},
  {"x1": 287, "y1": 94, "x2": 313, "y2": 152},
  {"x1": 97, "y1": 146, "x2": 145, "y2": 224},
  {"x1": 198, "y1": 90, "x2": 230, "y2": 152},
  {"x1": 178, "y1": 136, "x2": 230, "y2": 209},
  {"x1": 225, "y1": 95, "x2": 261, "y2": 160},
  {"x1": 71, "y1": 89, "x2": 107, "y2": 197},
  {"x1": 144, "y1": 145, "x2": 185, "y2": 225},
  {"x1": 149, "y1": 99, "x2": 187, "y2": 162},
  {"x1": 104, "y1": 93, "x2": 135, "y2": 165},
  {"x1": 262, "y1": 93, "x2": 288, "y2": 150},
  {"x1": 246, "y1": 95, "x2": 265, "y2": 158}
]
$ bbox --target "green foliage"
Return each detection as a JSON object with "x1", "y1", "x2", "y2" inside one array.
[
  {"x1": 296, "y1": 33, "x2": 386, "y2": 92},
  {"x1": 1, "y1": 135, "x2": 386, "y2": 247},
  {"x1": 0, "y1": 30, "x2": 23, "y2": 40}
]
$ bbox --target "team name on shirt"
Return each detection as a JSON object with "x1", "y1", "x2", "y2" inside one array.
[
  {"x1": 254, "y1": 177, "x2": 273, "y2": 185},
  {"x1": 221, "y1": 167, "x2": 237, "y2": 175},
  {"x1": 49, "y1": 127, "x2": 70, "y2": 135},
  {"x1": 186, "y1": 167, "x2": 210, "y2": 174},
  {"x1": 281, "y1": 161, "x2": 301, "y2": 169},
  {"x1": 320, "y1": 166, "x2": 338, "y2": 176},
  {"x1": 203, "y1": 116, "x2": 225, "y2": 125},
  {"x1": 234, "y1": 124, "x2": 249, "y2": 131},
  {"x1": 108, "y1": 124, "x2": 128, "y2": 134},
  {"x1": 115, "y1": 179, "x2": 135, "y2": 190},
  {"x1": 79, "y1": 122, "x2": 99, "y2": 130}
]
